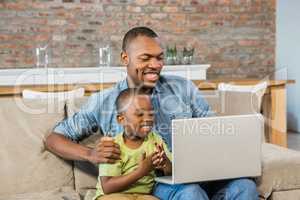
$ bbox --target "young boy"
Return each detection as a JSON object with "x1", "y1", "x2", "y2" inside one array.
[{"x1": 94, "y1": 88, "x2": 172, "y2": 200}]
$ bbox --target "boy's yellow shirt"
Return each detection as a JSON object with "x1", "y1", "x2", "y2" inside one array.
[{"x1": 94, "y1": 132, "x2": 171, "y2": 199}]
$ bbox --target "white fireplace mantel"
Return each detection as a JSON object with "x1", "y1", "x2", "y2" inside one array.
[{"x1": 0, "y1": 65, "x2": 210, "y2": 86}]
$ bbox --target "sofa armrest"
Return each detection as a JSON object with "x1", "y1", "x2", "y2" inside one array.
[{"x1": 256, "y1": 143, "x2": 300, "y2": 199}]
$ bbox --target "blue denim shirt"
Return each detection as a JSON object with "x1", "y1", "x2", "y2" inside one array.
[{"x1": 54, "y1": 75, "x2": 213, "y2": 149}]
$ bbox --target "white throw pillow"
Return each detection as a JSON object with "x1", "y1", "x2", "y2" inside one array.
[
  {"x1": 218, "y1": 81, "x2": 267, "y2": 94},
  {"x1": 22, "y1": 88, "x2": 85, "y2": 101}
]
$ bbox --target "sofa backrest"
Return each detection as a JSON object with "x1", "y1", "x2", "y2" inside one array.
[
  {"x1": 0, "y1": 97, "x2": 74, "y2": 196},
  {"x1": 0, "y1": 88, "x2": 265, "y2": 197},
  {"x1": 203, "y1": 90, "x2": 266, "y2": 145}
]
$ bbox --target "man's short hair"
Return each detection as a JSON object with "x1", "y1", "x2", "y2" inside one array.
[
  {"x1": 116, "y1": 88, "x2": 150, "y2": 113},
  {"x1": 122, "y1": 26, "x2": 158, "y2": 52}
]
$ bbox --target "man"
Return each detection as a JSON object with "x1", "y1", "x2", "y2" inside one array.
[{"x1": 46, "y1": 27, "x2": 258, "y2": 200}]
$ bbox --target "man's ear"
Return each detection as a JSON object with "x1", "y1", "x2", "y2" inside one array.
[
  {"x1": 117, "y1": 113, "x2": 125, "y2": 124},
  {"x1": 121, "y1": 51, "x2": 129, "y2": 66}
]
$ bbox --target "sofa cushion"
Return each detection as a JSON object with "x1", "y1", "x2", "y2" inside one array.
[
  {"x1": 218, "y1": 91, "x2": 261, "y2": 115},
  {"x1": 74, "y1": 134, "x2": 101, "y2": 197},
  {"x1": 65, "y1": 97, "x2": 100, "y2": 196},
  {"x1": 203, "y1": 90, "x2": 262, "y2": 115},
  {"x1": 83, "y1": 189, "x2": 97, "y2": 200},
  {"x1": 270, "y1": 189, "x2": 300, "y2": 200},
  {"x1": 256, "y1": 143, "x2": 300, "y2": 199},
  {"x1": 217, "y1": 82, "x2": 266, "y2": 112},
  {"x1": 201, "y1": 90, "x2": 221, "y2": 114},
  {"x1": 65, "y1": 96, "x2": 89, "y2": 118},
  {"x1": 0, "y1": 187, "x2": 80, "y2": 200},
  {"x1": 203, "y1": 90, "x2": 266, "y2": 143},
  {"x1": 0, "y1": 98, "x2": 74, "y2": 196}
]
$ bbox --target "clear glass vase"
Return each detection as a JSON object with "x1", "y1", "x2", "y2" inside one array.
[
  {"x1": 36, "y1": 44, "x2": 51, "y2": 68},
  {"x1": 98, "y1": 45, "x2": 111, "y2": 67}
]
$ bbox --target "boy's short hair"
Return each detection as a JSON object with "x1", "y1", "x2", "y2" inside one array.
[
  {"x1": 116, "y1": 88, "x2": 150, "y2": 113},
  {"x1": 122, "y1": 26, "x2": 158, "y2": 52}
]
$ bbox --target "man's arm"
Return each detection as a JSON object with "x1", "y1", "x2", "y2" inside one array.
[
  {"x1": 45, "y1": 132, "x2": 91, "y2": 161},
  {"x1": 187, "y1": 80, "x2": 215, "y2": 117},
  {"x1": 45, "y1": 93, "x2": 120, "y2": 164},
  {"x1": 45, "y1": 133, "x2": 120, "y2": 164}
]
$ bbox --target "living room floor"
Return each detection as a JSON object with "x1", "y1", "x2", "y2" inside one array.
[{"x1": 288, "y1": 131, "x2": 300, "y2": 151}]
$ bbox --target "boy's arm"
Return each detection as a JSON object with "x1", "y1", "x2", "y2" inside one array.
[
  {"x1": 100, "y1": 152, "x2": 154, "y2": 194},
  {"x1": 100, "y1": 170, "x2": 143, "y2": 194}
]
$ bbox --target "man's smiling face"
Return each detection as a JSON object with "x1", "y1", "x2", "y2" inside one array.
[{"x1": 121, "y1": 35, "x2": 164, "y2": 88}]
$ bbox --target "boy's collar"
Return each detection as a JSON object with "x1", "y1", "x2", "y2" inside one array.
[{"x1": 122, "y1": 131, "x2": 150, "y2": 142}]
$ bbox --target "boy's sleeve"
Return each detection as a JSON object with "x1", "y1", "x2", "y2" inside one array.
[{"x1": 99, "y1": 161, "x2": 122, "y2": 177}]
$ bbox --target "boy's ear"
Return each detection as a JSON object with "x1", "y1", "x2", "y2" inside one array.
[
  {"x1": 117, "y1": 113, "x2": 125, "y2": 124},
  {"x1": 121, "y1": 51, "x2": 129, "y2": 66}
]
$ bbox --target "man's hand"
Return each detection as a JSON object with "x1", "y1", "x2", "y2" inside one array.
[
  {"x1": 136, "y1": 152, "x2": 154, "y2": 177},
  {"x1": 87, "y1": 136, "x2": 121, "y2": 164}
]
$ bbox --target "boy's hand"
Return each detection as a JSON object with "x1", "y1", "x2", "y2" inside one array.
[
  {"x1": 152, "y1": 143, "x2": 169, "y2": 170},
  {"x1": 136, "y1": 152, "x2": 154, "y2": 177},
  {"x1": 87, "y1": 136, "x2": 121, "y2": 164}
]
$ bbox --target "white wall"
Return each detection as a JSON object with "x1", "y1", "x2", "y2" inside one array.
[{"x1": 277, "y1": 0, "x2": 300, "y2": 132}]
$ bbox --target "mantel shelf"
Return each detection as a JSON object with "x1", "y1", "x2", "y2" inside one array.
[{"x1": 0, "y1": 64, "x2": 210, "y2": 86}]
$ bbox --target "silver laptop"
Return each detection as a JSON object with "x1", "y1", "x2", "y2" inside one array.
[{"x1": 155, "y1": 114, "x2": 263, "y2": 184}]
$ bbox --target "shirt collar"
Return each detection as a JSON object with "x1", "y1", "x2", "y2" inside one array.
[
  {"x1": 118, "y1": 78, "x2": 129, "y2": 91},
  {"x1": 117, "y1": 77, "x2": 162, "y2": 93}
]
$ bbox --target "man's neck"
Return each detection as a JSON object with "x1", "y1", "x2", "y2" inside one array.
[{"x1": 126, "y1": 78, "x2": 154, "y2": 94}]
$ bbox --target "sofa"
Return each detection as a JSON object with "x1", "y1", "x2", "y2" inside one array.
[{"x1": 1, "y1": 90, "x2": 300, "y2": 200}]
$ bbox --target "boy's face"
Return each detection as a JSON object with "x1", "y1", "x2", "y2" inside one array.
[{"x1": 117, "y1": 95, "x2": 154, "y2": 140}]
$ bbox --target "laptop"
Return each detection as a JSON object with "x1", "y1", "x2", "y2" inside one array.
[{"x1": 155, "y1": 114, "x2": 263, "y2": 184}]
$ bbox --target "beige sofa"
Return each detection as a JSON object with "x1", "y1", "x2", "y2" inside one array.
[{"x1": 1, "y1": 91, "x2": 300, "y2": 200}]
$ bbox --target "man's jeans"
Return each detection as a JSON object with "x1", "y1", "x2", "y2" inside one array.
[{"x1": 153, "y1": 178, "x2": 259, "y2": 200}]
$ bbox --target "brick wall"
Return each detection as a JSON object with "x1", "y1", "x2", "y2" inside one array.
[{"x1": 0, "y1": 0, "x2": 275, "y2": 79}]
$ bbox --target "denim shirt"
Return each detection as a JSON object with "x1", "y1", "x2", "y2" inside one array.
[{"x1": 54, "y1": 75, "x2": 213, "y2": 149}]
